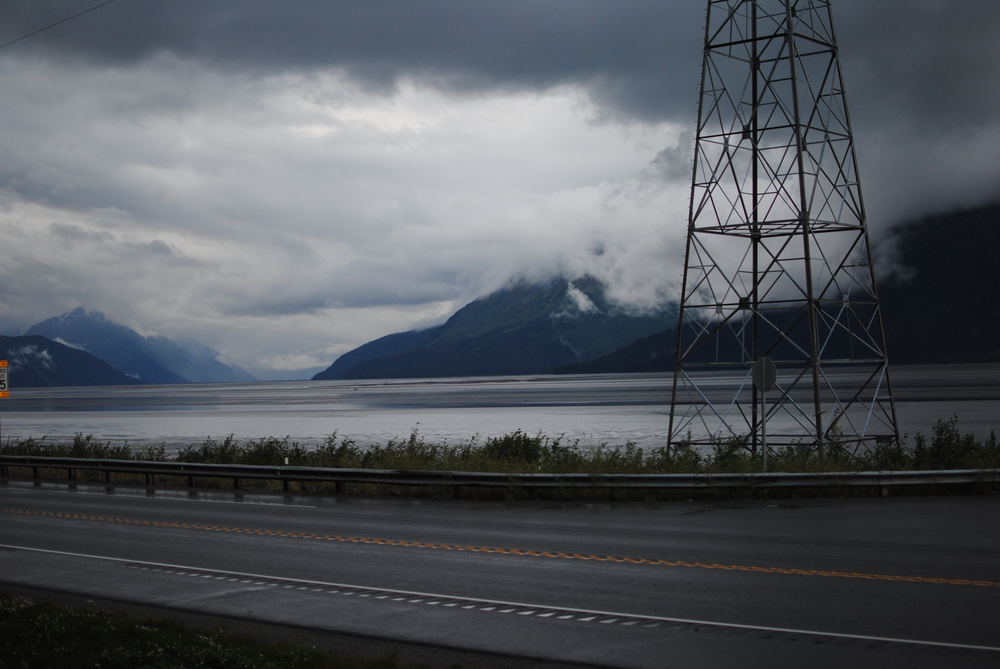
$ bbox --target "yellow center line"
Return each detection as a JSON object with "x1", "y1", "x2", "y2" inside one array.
[{"x1": 4, "y1": 507, "x2": 997, "y2": 588}]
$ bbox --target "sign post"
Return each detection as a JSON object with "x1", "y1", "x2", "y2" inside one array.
[
  {"x1": 751, "y1": 357, "x2": 776, "y2": 471},
  {"x1": 0, "y1": 360, "x2": 7, "y2": 448}
]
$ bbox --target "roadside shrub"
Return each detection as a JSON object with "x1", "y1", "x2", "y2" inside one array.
[
  {"x1": 645, "y1": 443, "x2": 704, "y2": 474},
  {"x1": 913, "y1": 416, "x2": 1000, "y2": 470},
  {"x1": 4, "y1": 418, "x2": 1000, "y2": 478},
  {"x1": 481, "y1": 430, "x2": 544, "y2": 465},
  {"x1": 361, "y1": 430, "x2": 441, "y2": 470},
  {"x1": 857, "y1": 438, "x2": 912, "y2": 471},
  {"x1": 583, "y1": 442, "x2": 646, "y2": 475},
  {"x1": 310, "y1": 433, "x2": 363, "y2": 469},
  {"x1": 707, "y1": 437, "x2": 755, "y2": 473},
  {"x1": 176, "y1": 435, "x2": 242, "y2": 464},
  {"x1": 538, "y1": 437, "x2": 586, "y2": 472}
]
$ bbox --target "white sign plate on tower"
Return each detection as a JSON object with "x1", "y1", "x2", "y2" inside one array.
[{"x1": 751, "y1": 356, "x2": 776, "y2": 392}]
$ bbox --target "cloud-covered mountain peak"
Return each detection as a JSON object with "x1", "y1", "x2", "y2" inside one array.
[
  {"x1": 314, "y1": 276, "x2": 676, "y2": 380},
  {"x1": 24, "y1": 308, "x2": 256, "y2": 384}
]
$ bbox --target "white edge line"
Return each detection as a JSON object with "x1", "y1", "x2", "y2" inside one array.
[{"x1": 1, "y1": 543, "x2": 998, "y2": 654}]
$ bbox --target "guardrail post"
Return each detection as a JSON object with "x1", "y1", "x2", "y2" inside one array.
[{"x1": 0, "y1": 458, "x2": 995, "y2": 499}]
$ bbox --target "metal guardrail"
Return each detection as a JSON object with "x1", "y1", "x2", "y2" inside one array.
[{"x1": 1, "y1": 454, "x2": 998, "y2": 497}]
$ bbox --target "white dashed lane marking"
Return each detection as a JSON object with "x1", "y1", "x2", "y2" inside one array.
[
  {"x1": 3, "y1": 542, "x2": 997, "y2": 656},
  {"x1": 116, "y1": 560, "x2": 995, "y2": 659},
  {"x1": 128, "y1": 562, "x2": 668, "y2": 627}
]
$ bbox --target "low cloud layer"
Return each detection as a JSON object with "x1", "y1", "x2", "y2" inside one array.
[{"x1": 0, "y1": 1, "x2": 997, "y2": 376}]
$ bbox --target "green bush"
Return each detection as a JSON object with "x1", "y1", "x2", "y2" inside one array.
[
  {"x1": 912, "y1": 416, "x2": 1000, "y2": 470},
  {"x1": 481, "y1": 430, "x2": 545, "y2": 466},
  {"x1": 310, "y1": 433, "x2": 364, "y2": 469}
]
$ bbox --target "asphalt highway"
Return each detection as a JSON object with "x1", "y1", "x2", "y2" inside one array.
[{"x1": 1, "y1": 482, "x2": 999, "y2": 667}]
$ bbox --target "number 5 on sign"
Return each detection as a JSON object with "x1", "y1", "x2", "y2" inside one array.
[{"x1": 0, "y1": 360, "x2": 8, "y2": 398}]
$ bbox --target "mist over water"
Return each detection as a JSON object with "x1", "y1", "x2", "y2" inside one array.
[{"x1": 2, "y1": 365, "x2": 998, "y2": 456}]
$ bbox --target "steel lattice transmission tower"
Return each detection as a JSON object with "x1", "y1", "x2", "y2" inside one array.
[{"x1": 667, "y1": 0, "x2": 899, "y2": 453}]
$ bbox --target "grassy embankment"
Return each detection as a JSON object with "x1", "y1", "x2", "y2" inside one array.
[
  {"x1": 0, "y1": 592, "x2": 423, "y2": 669},
  {"x1": 1, "y1": 416, "x2": 998, "y2": 499}
]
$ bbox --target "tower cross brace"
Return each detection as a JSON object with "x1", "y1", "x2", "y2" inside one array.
[{"x1": 668, "y1": 0, "x2": 899, "y2": 453}]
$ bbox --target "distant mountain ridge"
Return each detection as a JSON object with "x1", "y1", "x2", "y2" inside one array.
[
  {"x1": 24, "y1": 308, "x2": 256, "y2": 384},
  {"x1": 317, "y1": 329, "x2": 441, "y2": 381},
  {"x1": 1, "y1": 335, "x2": 144, "y2": 387},
  {"x1": 314, "y1": 277, "x2": 677, "y2": 380},
  {"x1": 555, "y1": 201, "x2": 1000, "y2": 374},
  {"x1": 877, "y1": 202, "x2": 1000, "y2": 364}
]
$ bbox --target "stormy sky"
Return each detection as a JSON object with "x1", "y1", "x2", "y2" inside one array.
[{"x1": 1, "y1": 0, "x2": 997, "y2": 378}]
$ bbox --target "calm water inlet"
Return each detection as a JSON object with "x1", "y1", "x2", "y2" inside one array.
[{"x1": 1, "y1": 365, "x2": 998, "y2": 453}]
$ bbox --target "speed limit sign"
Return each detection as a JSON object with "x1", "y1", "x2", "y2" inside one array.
[{"x1": 0, "y1": 360, "x2": 8, "y2": 398}]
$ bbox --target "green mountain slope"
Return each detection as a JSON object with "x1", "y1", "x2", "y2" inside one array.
[
  {"x1": 25, "y1": 308, "x2": 256, "y2": 384},
  {"x1": 554, "y1": 328, "x2": 676, "y2": 374},
  {"x1": 313, "y1": 329, "x2": 442, "y2": 381},
  {"x1": 1, "y1": 335, "x2": 145, "y2": 387},
  {"x1": 556, "y1": 201, "x2": 1000, "y2": 374},
  {"x1": 314, "y1": 277, "x2": 676, "y2": 380},
  {"x1": 878, "y1": 202, "x2": 1000, "y2": 364}
]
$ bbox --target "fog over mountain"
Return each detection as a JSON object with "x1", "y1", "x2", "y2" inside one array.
[
  {"x1": 1, "y1": 1, "x2": 997, "y2": 378},
  {"x1": 1, "y1": 334, "x2": 144, "y2": 387},
  {"x1": 25, "y1": 308, "x2": 257, "y2": 383},
  {"x1": 314, "y1": 277, "x2": 676, "y2": 380}
]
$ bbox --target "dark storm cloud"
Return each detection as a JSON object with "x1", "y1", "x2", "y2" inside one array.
[
  {"x1": 832, "y1": 0, "x2": 1000, "y2": 222},
  {"x1": 836, "y1": 0, "x2": 1000, "y2": 131},
  {"x1": 4, "y1": 0, "x2": 999, "y2": 132},
  {"x1": 1, "y1": 0, "x2": 702, "y2": 121},
  {"x1": 1, "y1": 0, "x2": 998, "y2": 374}
]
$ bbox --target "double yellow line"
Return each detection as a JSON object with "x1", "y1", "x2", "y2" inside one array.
[{"x1": 5, "y1": 507, "x2": 998, "y2": 588}]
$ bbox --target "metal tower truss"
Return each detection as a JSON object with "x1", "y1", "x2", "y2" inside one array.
[{"x1": 668, "y1": 0, "x2": 899, "y2": 453}]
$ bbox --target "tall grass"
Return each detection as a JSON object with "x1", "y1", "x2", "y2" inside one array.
[
  {"x1": 0, "y1": 592, "x2": 424, "y2": 669},
  {"x1": 3, "y1": 416, "x2": 998, "y2": 474}
]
